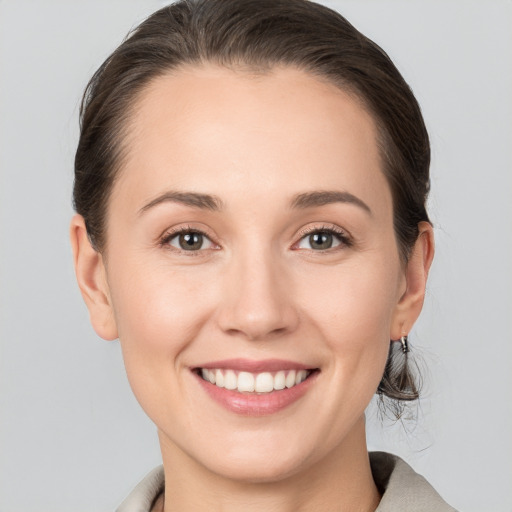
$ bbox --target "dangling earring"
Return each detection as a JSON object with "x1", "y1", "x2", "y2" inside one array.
[{"x1": 400, "y1": 335, "x2": 409, "y2": 354}]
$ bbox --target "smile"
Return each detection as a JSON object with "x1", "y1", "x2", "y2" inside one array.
[
  {"x1": 199, "y1": 368, "x2": 312, "y2": 393},
  {"x1": 193, "y1": 360, "x2": 319, "y2": 415}
]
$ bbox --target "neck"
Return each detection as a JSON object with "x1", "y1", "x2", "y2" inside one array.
[{"x1": 158, "y1": 417, "x2": 380, "y2": 512}]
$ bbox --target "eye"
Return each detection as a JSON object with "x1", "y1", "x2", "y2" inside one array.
[
  {"x1": 161, "y1": 228, "x2": 216, "y2": 252},
  {"x1": 295, "y1": 226, "x2": 351, "y2": 251}
]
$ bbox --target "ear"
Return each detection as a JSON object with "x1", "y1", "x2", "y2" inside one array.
[
  {"x1": 70, "y1": 214, "x2": 118, "y2": 341},
  {"x1": 391, "y1": 221, "x2": 435, "y2": 340}
]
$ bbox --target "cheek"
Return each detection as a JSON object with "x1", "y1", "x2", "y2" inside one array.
[
  {"x1": 106, "y1": 259, "x2": 217, "y2": 407},
  {"x1": 110, "y1": 255, "x2": 213, "y2": 339},
  {"x1": 299, "y1": 255, "x2": 400, "y2": 339},
  {"x1": 297, "y1": 256, "x2": 399, "y2": 393}
]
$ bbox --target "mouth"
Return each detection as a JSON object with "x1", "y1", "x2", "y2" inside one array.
[
  {"x1": 192, "y1": 360, "x2": 320, "y2": 415},
  {"x1": 195, "y1": 368, "x2": 315, "y2": 393}
]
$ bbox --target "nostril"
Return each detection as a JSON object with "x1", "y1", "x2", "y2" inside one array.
[{"x1": 215, "y1": 272, "x2": 300, "y2": 341}]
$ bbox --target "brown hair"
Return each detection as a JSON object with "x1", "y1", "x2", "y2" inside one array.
[{"x1": 74, "y1": 0, "x2": 430, "y2": 405}]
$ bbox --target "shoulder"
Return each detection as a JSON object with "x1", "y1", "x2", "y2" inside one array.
[
  {"x1": 115, "y1": 453, "x2": 458, "y2": 512},
  {"x1": 370, "y1": 451, "x2": 458, "y2": 512},
  {"x1": 115, "y1": 465, "x2": 164, "y2": 512}
]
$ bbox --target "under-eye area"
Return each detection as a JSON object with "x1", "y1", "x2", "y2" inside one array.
[{"x1": 194, "y1": 368, "x2": 320, "y2": 394}]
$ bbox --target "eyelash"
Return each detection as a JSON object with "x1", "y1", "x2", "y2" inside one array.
[
  {"x1": 159, "y1": 223, "x2": 352, "y2": 255},
  {"x1": 294, "y1": 224, "x2": 353, "y2": 251},
  {"x1": 159, "y1": 225, "x2": 215, "y2": 257}
]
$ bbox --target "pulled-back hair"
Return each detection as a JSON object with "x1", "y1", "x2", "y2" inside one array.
[{"x1": 74, "y1": 0, "x2": 430, "y2": 405}]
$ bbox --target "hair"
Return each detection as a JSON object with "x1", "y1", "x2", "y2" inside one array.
[{"x1": 74, "y1": 0, "x2": 430, "y2": 406}]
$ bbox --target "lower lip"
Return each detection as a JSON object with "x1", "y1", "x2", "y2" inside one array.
[{"x1": 194, "y1": 371, "x2": 318, "y2": 416}]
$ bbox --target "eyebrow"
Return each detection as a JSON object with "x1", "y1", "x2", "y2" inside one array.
[
  {"x1": 138, "y1": 189, "x2": 371, "y2": 216},
  {"x1": 289, "y1": 190, "x2": 372, "y2": 215},
  {"x1": 139, "y1": 191, "x2": 225, "y2": 214}
]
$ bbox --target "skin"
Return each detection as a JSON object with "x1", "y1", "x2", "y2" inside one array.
[{"x1": 71, "y1": 65, "x2": 434, "y2": 512}]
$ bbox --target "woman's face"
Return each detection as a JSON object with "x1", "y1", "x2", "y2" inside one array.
[{"x1": 80, "y1": 65, "x2": 422, "y2": 481}]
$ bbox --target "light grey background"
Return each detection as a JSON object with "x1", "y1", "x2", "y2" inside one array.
[{"x1": 1, "y1": 1, "x2": 511, "y2": 511}]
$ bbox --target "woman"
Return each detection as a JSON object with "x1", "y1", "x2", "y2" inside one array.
[{"x1": 70, "y1": 0, "x2": 456, "y2": 510}]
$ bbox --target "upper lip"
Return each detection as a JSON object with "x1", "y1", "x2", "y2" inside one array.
[{"x1": 194, "y1": 358, "x2": 314, "y2": 373}]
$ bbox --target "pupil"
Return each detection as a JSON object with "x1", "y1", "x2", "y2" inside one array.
[
  {"x1": 179, "y1": 232, "x2": 203, "y2": 250},
  {"x1": 310, "y1": 232, "x2": 332, "y2": 250}
]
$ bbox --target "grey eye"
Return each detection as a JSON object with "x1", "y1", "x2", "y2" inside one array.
[
  {"x1": 168, "y1": 231, "x2": 214, "y2": 251},
  {"x1": 311, "y1": 232, "x2": 333, "y2": 250},
  {"x1": 297, "y1": 231, "x2": 342, "y2": 250}
]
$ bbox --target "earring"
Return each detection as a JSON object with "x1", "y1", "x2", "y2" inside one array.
[{"x1": 400, "y1": 335, "x2": 409, "y2": 354}]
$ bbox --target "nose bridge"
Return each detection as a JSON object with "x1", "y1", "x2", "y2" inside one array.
[{"x1": 217, "y1": 239, "x2": 298, "y2": 341}]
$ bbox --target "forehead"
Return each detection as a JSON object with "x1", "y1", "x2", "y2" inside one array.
[{"x1": 115, "y1": 64, "x2": 390, "y2": 217}]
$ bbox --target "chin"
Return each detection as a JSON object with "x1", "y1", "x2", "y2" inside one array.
[
  {"x1": 205, "y1": 451, "x2": 309, "y2": 484},
  {"x1": 184, "y1": 427, "x2": 323, "y2": 484}
]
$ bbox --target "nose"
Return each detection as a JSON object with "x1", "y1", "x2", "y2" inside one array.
[{"x1": 215, "y1": 247, "x2": 300, "y2": 342}]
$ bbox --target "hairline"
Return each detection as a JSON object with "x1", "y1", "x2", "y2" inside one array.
[{"x1": 98, "y1": 61, "x2": 402, "y2": 258}]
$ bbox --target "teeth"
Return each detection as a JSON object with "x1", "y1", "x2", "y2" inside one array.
[
  {"x1": 199, "y1": 368, "x2": 311, "y2": 393},
  {"x1": 215, "y1": 369, "x2": 224, "y2": 388},
  {"x1": 255, "y1": 372, "x2": 274, "y2": 393},
  {"x1": 237, "y1": 372, "x2": 255, "y2": 392},
  {"x1": 295, "y1": 369, "x2": 307, "y2": 385},
  {"x1": 224, "y1": 370, "x2": 237, "y2": 390},
  {"x1": 285, "y1": 370, "x2": 296, "y2": 388},
  {"x1": 274, "y1": 371, "x2": 286, "y2": 390}
]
